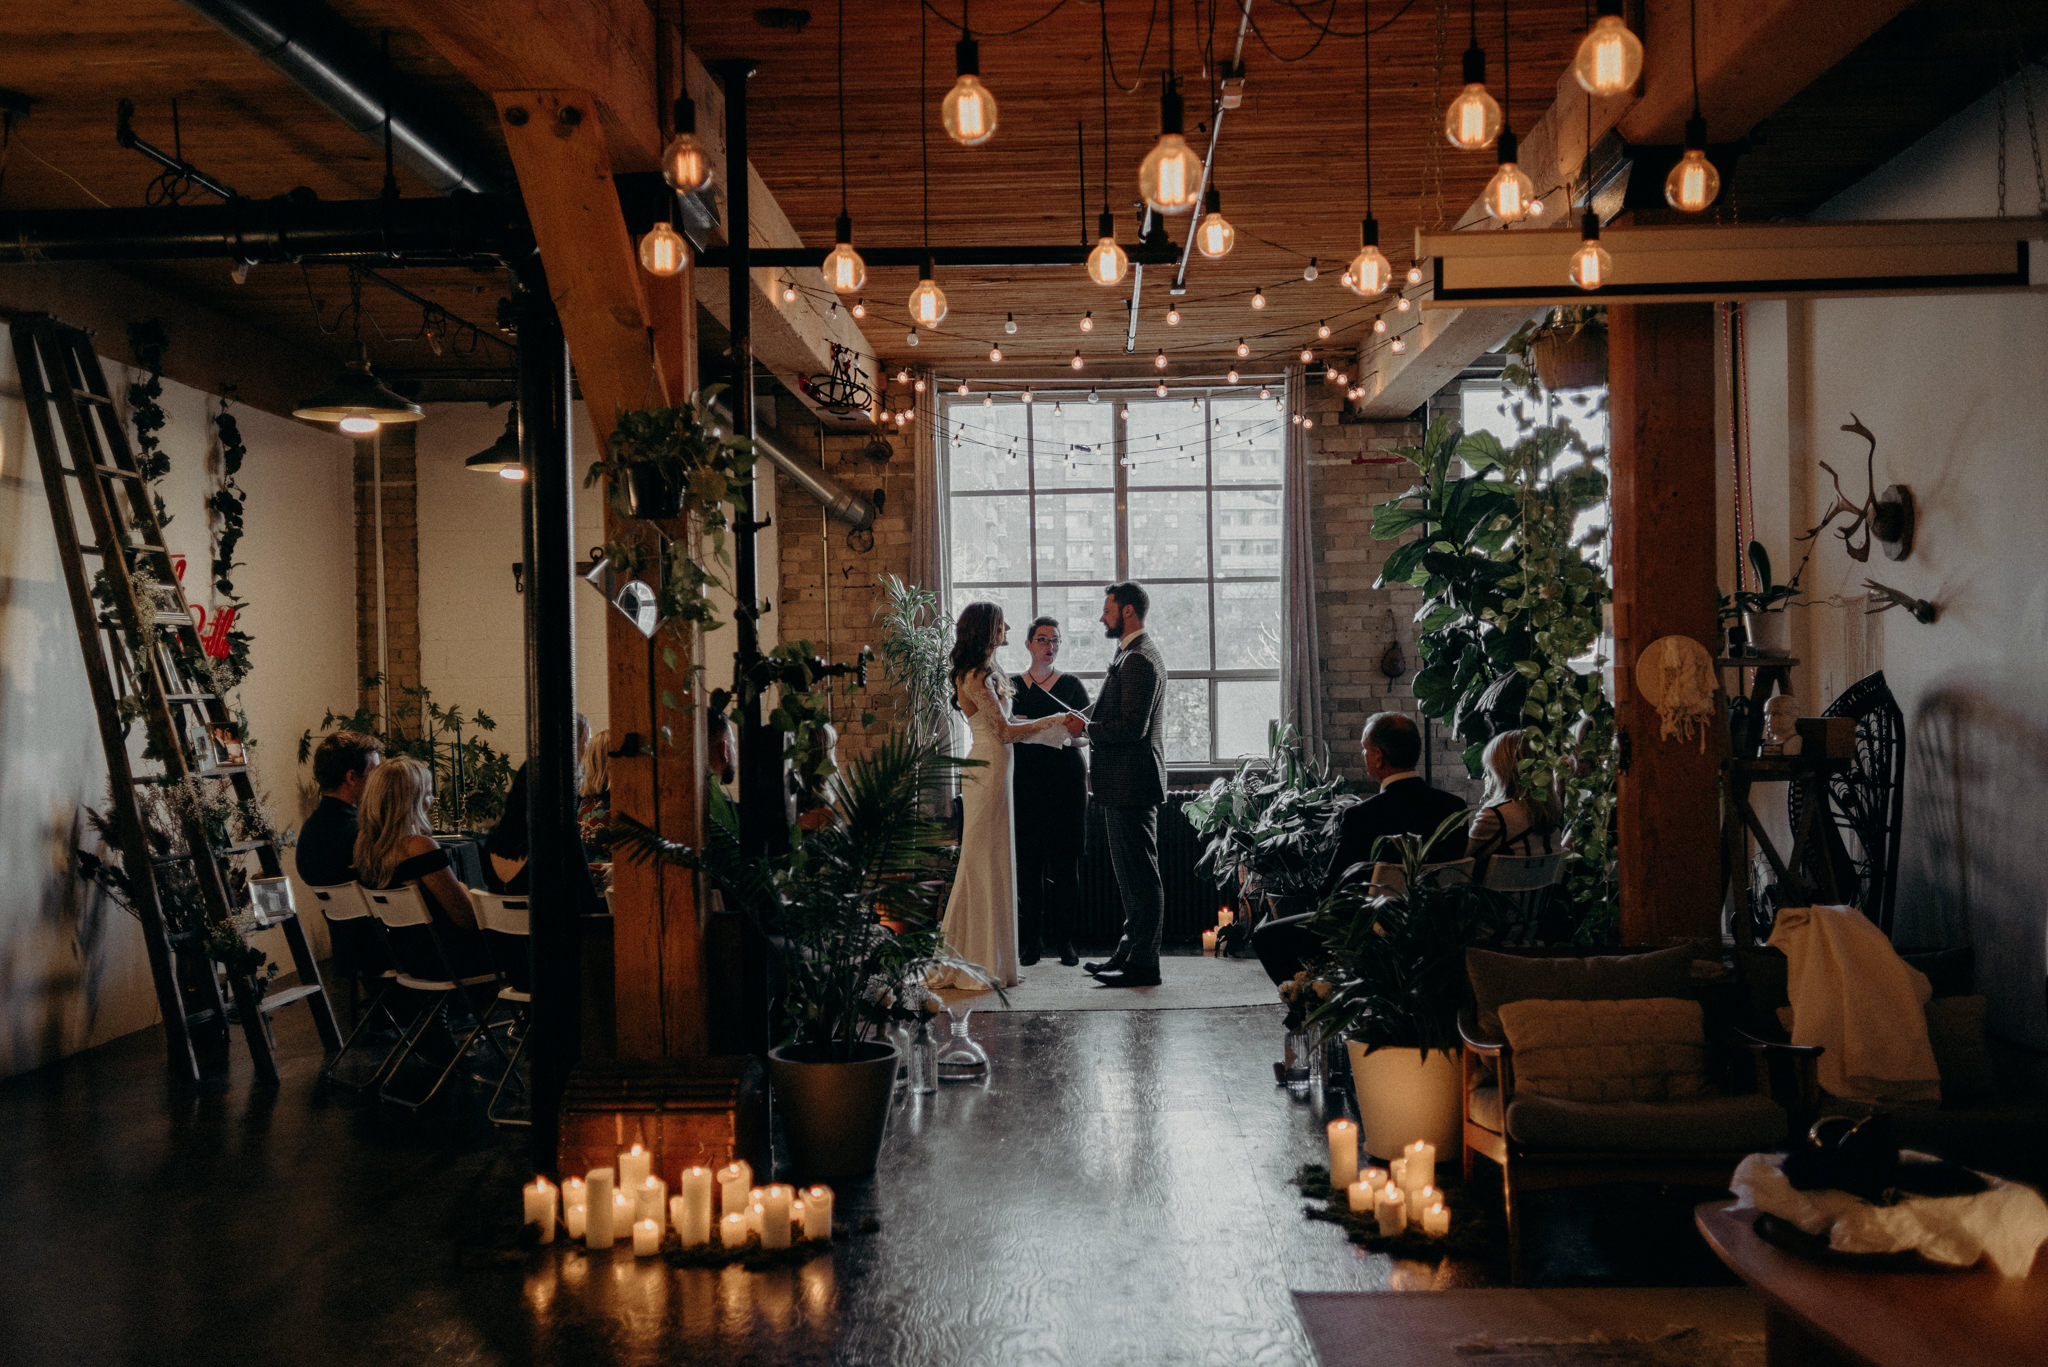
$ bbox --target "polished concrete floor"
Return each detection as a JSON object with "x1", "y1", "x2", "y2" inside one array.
[{"x1": 0, "y1": 980, "x2": 1732, "y2": 1366}]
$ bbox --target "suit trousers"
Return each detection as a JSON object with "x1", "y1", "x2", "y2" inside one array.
[
  {"x1": 1102, "y1": 803, "x2": 1164, "y2": 970},
  {"x1": 1014, "y1": 837, "x2": 1078, "y2": 957}
]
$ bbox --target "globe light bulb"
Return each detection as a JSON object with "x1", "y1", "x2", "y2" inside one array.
[
  {"x1": 1444, "y1": 46, "x2": 1502, "y2": 150},
  {"x1": 1303, "y1": 257, "x2": 1319, "y2": 282},
  {"x1": 1154, "y1": 348, "x2": 1168, "y2": 370},
  {"x1": 1022, "y1": 389, "x2": 1034, "y2": 404},
  {"x1": 1390, "y1": 336, "x2": 1407, "y2": 354},
  {"x1": 989, "y1": 344, "x2": 1003, "y2": 363},
  {"x1": 983, "y1": 394, "x2": 993, "y2": 406},
  {"x1": 1071, "y1": 351, "x2": 1085, "y2": 371},
  {"x1": 1569, "y1": 212, "x2": 1613, "y2": 290},
  {"x1": 1406, "y1": 264, "x2": 1423, "y2": 285},
  {"x1": 1373, "y1": 317, "x2": 1387, "y2": 333},
  {"x1": 1300, "y1": 347, "x2": 1314, "y2": 363},
  {"x1": 1005, "y1": 312, "x2": 1018, "y2": 335},
  {"x1": 1317, "y1": 320, "x2": 1332, "y2": 340},
  {"x1": 1155, "y1": 381, "x2": 1168, "y2": 397},
  {"x1": 638, "y1": 220, "x2": 689, "y2": 277},
  {"x1": 1345, "y1": 219, "x2": 1391, "y2": 297},
  {"x1": 1139, "y1": 79, "x2": 1204, "y2": 213},
  {"x1": 1483, "y1": 132, "x2": 1536, "y2": 222},
  {"x1": 1166, "y1": 307, "x2": 1181, "y2": 326},
  {"x1": 942, "y1": 38, "x2": 998, "y2": 146},
  {"x1": 1341, "y1": 269, "x2": 1354, "y2": 289},
  {"x1": 897, "y1": 368, "x2": 911, "y2": 383},
  {"x1": 1227, "y1": 368, "x2": 1240, "y2": 384},
  {"x1": 1664, "y1": 117, "x2": 1721, "y2": 212},
  {"x1": 1251, "y1": 288, "x2": 1267, "y2": 309},
  {"x1": 1080, "y1": 311, "x2": 1095, "y2": 332},
  {"x1": 1053, "y1": 401, "x2": 1063, "y2": 415},
  {"x1": 852, "y1": 298, "x2": 866, "y2": 318},
  {"x1": 781, "y1": 276, "x2": 798, "y2": 303},
  {"x1": 1573, "y1": 6, "x2": 1644, "y2": 97},
  {"x1": 1088, "y1": 210, "x2": 1130, "y2": 285},
  {"x1": 913, "y1": 378, "x2": 926, "y2": 393},
  {"x1": 907, "y1": 328, "x2": 920, "y2": 346},
  {"x1": 1259, "y1": 387, "x2": 1271, "y2": 400},
  {"x1": 1119, "y1": 404, "x2": 1130, "y2": 420},
  {"x1": 1302, "y1": 416, "x2": 1314, "y2": 430},
  {"x1": 1088, "y1": 388, "x2": 1100, "y2": 403},
  {"x1": 957, "y1": 381, "x2": 969, "y2": 395},
  {"x1": 908, "y1": 262, "x2": 948, "y2": 326},
  {"x1": 1397, "y1": 296, "x2": 1412, "y2": 312},
  {"x1": 1195, "y1": 187, "x2": 1235, "y2": 258},
  {"x1": 1236, "y1": 338, "x2": 1250, "y2": 358}
]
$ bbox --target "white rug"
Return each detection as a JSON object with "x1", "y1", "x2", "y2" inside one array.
[{"x1": 937, "y1": 953, "x2": 1279, "y2": 1012}]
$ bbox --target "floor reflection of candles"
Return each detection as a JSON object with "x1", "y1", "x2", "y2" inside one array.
[
  {"x1": 609, "y1": 1251, "x2": 670, "y2": 1355},
  {"x1": 523, "y1": 1260, "x2": 559, "y2": 1315},
  {"x1": 800, "y1": 1258, "x2": 838, "y2": 1329}
]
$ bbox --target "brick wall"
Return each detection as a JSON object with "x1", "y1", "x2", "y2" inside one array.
[{"x1": 352, "y1": 424, "x2": 421, "y2": 718}]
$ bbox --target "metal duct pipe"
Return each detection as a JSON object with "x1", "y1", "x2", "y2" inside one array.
[
  {"x1": 711, "y1": 400, "x2": 873, "y2": 529},
  {"x1": 0, "y1": 195, "x2": 528, "y2": 265},
  {"x1": 178, "y1": 0, "x2": 507, "y2": 195}
]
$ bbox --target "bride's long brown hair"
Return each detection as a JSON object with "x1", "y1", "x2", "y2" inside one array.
[{"x1": 948, "y1": 601, "x2": 1010, "y2": 710}]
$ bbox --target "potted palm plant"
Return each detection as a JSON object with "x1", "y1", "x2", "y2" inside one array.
[
  {"x1": 1306, "y1": 815, "x2": 1507, "y2": 1159},
  {"x1": 1184, "y1": 722, "x2": 1357, "y2": 925},
  {"x1": 611, "y1": 731, "x2": 983, "y2": 1179}
]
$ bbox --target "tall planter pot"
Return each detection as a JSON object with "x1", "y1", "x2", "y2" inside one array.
[
  {"x1": 624, "y1": 463, "x2": 683, "y2": 520},
  {"x1": 769, "y1": 1041, "x2": 899, "y2": 1181},
  {"x1": 1347, "y1": 1040, "x2": 1462, "y2": 1160},
  {"x1": 1744, "y1": 609, "x2": 1790, "y2": 657},
  {"x1": 1531, "y1": 329, "x2": 1608, "y2": 391}
]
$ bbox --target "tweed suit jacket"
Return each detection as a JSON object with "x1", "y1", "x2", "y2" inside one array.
[{"x1": 1086, "y1": 631, "x2": 1168, "y2": 809}]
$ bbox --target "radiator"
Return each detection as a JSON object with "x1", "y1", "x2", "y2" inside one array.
[{"x1": 1075, "y1": 787, "x2": 1227, "y2": 947}]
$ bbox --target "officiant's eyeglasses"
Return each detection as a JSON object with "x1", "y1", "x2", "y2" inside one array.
[{"x1": 1029, "y1": 632, "x2": 1060, "y2": 643}]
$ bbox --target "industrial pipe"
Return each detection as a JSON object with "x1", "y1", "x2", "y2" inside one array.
[
  {"x1": 0, "y1": 194, "x2": 529, "y2": 265},
  {"x1": 711, "y1": 400, "x2": 873, "y2": 529}
]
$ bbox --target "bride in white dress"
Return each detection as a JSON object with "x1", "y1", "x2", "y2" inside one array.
[{"x1": 930, "y1": 602, "x2": 1068, "y2": 989}]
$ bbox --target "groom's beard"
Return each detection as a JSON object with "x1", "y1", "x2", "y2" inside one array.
[{"x1": 1103, "y1": 621, "x2": 1119, "y2": 639}]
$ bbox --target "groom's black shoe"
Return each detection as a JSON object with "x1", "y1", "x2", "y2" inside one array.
[
  {"x1": 1057, "y1": 943, "x2": 1081, "y2": 967},
  {"x1": 1094, "y1": 967, "x2": 1161, "y2": 988},
  {"x1": 1082, "y1": 959, "x2": 1125, "y2": 976},
  {"x1": 1019, "y1": 948, "x2": 1042, "y2": 967}
]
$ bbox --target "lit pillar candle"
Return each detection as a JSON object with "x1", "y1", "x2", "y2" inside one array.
[
  {"x1": 523, "y1": 1177, "x2": 558, "y2": 1244},
  {"x1": 1403, "y1": 1140, "x2": 1437, "y2": 1192},
  {"x1": 564, "y1": 1201, "x2": 588, "y2": 1240},
  {"x1": 1326, "y1": 1119, "x2": 1359, "y2": 1189},
  {"x1": 619, "y1": 1143, "x2": 652, "y2": 1190},
  {"x1": 634, "y1": 1175, "x2": 666, "y2": 1224},
  {"x1": 1376, "y1": 1184, "x2": 1407, "y2": 1236},
  {"x1": 1217, "y1": 908, "x2": 1234, "y2": 928},
  {"x1": 1422, "y1": 1200, "x2": 1450, "y2": 1237},
  {"x1": 802, "y1": 1185, "x2": 834, "y2": 1241},
  {"x1": 674, "y1": 1167, "x2": 714, "y2": 1245},
  {"x1": 760, "y1": 1185, "x2": 794, "y2": 1250},
  {"x1": 1389, "y1": 1157, "x2": 1407, "y2": 1195},
  {"x1": 1347, "y1": 1178, "x2": 1374, "y2": 1214},
  {"x1": 716, "y1": 1161, "x2": 752, "y2": 1217},
  {"x1": 610, "y1": 1189, "x2": 636, "y2": 1240},
  {"x1": 1362, "y1": 1167, "x2": 1388, "y2": 1196},
  {"x1": 633, "y1": 1217, "x2": 661, "y2": 1256},
  {"x1": 748, "y1": 1201, "x2": 767, "y2": 1240},
  {"x1": 1201, "y1": 929, "x2": 1217, "y2": 954},
  {"x1": 719, "y1": 1211, "x2": 748, "y2": 1248},
  {"x1": 584, "y1": 1167, "x2": 616, "y2": 1248}
]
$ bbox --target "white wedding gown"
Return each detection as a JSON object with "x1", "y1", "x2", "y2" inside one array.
[{"x1": 930, "y1": 672, "x2": 1063, "y2": 990}]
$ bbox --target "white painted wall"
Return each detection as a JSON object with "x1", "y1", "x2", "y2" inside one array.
[
  {"x1": 1735, "y1": 70, "x2": 2048, "y2": 1052},
  {"x1": 0, "y1": 321, "x2": 356, "y2": 1078}
]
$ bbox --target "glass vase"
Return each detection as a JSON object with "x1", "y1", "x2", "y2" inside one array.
[
  {"x1": 1283, "y1": 1030, "x2": 1311, "y2": 1098},
  {"x1": 910, "y1": 1018, "x2": 938, "y2": 1094},
  {"x1": 935, "y1": 1007, "x2": 990, "y2": 1079}
]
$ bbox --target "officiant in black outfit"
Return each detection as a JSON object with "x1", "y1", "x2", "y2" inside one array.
[{"x1": 1010, "y1": 616, "x2": 1090, "y2": 967}]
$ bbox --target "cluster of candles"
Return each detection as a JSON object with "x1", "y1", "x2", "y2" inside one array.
[
  {"x1": 1201, "y1": 907, "x2": 1236, "y2": 954},
  {"x1": 519, "y1": 1144, "x2": 834, "y2": 1256},
  {"x1": 1325, "y1": 1121, "x2": 1451, "y2": 1238}
]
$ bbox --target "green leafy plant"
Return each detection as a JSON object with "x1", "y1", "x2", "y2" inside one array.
[
  {"x1": 1718, "y1": 539, "x2": 1809, "y2": 624},
  {"x1": 299, "y1": 677, "x2": 513, "y2": 829},
  {"x1": 707, "y1": 641, "x2": 850, "y2": 785},
  {"x1": 1183, "y1": 721, "x2": 1358, "y2": 902},
  {"x1": 610, "y1": 731, "x2": 986, "y2": 1060},
  {"x1": 871, "y1": 574, "x2": 952, "y2": 743},
  {"x1": 1304, "y1": 817, "x2": 1508, "y2": 1058}
]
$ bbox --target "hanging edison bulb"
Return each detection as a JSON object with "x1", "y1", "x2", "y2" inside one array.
[
  {"x1": 1071, "y1": 351, "x2": 1085, "y2": 371},
  {"x1": 1299, "y1": 347, "x2": 1314, "y2": 363},
  {"x1": 1483, "y1": 131, "x2": 1537, "y2": 222},
  {"x1": 1569, "y1": 212, "x2": 1614, "y2": 290},
  {"x1": 1303, "y1": 257, "x2": 1319, "y2": 282},
  {"x1": 662, "y1": 97, "x2": 716, "y2": 193},
  {"x1": 851, "y1": 298, "x2": 866, "y2": 318},
  {"x1": 989, "y1": 344, "x2": 1003, "y2": 363},
  {"x1": 1153, "y1": 348, "x2": 1168, "y2": 370},
  {"x1": 1080, "y1": 310, "x2": 1095, "y2": 332},
  {"x1": 1345, "y1": 219, "x2": 1392, "y2": 297},
  {"x1": 1444, "y1": 45, "x2": 1503, "y2": 150},
  {"x1": 638, "y1": 220, "x2": 689, "y2": 277},
  {"x1": 1227, "y1": 368, "x2": 1240, "y2": 384},
  {"x1": 1195, "y1": 186, "x2": 1236, "y2": 258},
  {"x1": 1406, "y1": 264, "x2": 1423, "y2": 285},
  {"x1": 942, "y1": 36, "x2": 998, "y2": 145},
  {"x1": 1004, "y1": 312, "x2": 1018, "y2": 334},
  {"x1": 1317, "y1": 320, "x2": 1332, "y2": 340},
  {"x1": 908, "y1": 259, "x2": 948, "y2": 326},
  {"x1": 1087, "y1": 210, "x2": 1129, "y2": 285},
  {"x1": 1235, "y1": 338, "x2": 1250, "y2": 358},
  {"x1": 1373, "y1": 317, "x2": 1387, "y2": 334},
  {"x1": 1166, "y1": 307, "x2": 1181, "y2": 326},
  {"x1": 1389, "y1": 336, "x2": 1407, "y2": 354},
  {"x1": 1573, "y1": 2, "x2": 1644, "y2": 97},
  {"x1": 1138, "y1": 76, "x2": 1204, "y2": 214},
  {"x1": 1664, "y1": 116, "x2": 1721, "y2": 212},
  {"x1": 1155, "y1": 381, "x2": 1169, "y2": 397},
  {"x1": 1251, "y1": 287, "x2": 1267, "y2": 309}
]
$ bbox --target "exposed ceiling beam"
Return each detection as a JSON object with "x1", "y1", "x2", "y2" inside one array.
[
  {"x1": 389, "y1": 1, "x2": 872, "y2": 419},
  {"x1": 1358, "y1": 0, "x2": 1916, "y2": 418}
]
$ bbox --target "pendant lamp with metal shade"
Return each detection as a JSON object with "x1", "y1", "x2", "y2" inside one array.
[
  {"x1": 293, "y1": 273, "x2": 423, "y2": 434},
  {"x1": 464, "y1": 406, "x2": 525, "y2": 479}
]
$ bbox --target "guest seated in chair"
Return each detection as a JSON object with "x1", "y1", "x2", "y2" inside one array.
[
  {"x1": 297, "y1": 730, "x2": 381, "y2": 886},
  {"x1": 356, "y1": 756, "x2": 480, "y2": 932},
  {"x1": 577, "y1": 728, "x2": 613, "y2": 858},
  {"x1": 1253, "y1": 711, "x2": 1469, "y2": 984},
  {"x1": 1465, "y1": 729, "x2": 1560, "y2": 877}
]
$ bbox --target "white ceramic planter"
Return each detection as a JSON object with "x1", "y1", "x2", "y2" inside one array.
[{"x1": 1347, "y1": 1040, "x2": 1462, "y2": 1160}]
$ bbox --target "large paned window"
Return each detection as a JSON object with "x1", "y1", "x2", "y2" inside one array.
[{"x1": 942, "y1": 388, "x2": 1287, "y2": 765}]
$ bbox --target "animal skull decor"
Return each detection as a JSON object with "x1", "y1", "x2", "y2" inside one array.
[
  {"x1": 1634, "y1": 635, "x2": 1719, "y2": 752},
  {"x1": 1804, "y1": 415, "x2": 1915, "y2": 563}
]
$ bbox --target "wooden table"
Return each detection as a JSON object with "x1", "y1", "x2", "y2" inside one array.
[{"x1": 1695, "y1": 1200, "x2": 2048, "y2": 1366}]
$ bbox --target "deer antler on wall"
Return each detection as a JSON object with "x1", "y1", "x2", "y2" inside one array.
[
  {"x1": 1800, "y1": 414, "x2": 1915, "y2": 563},
  {"x1": 1863, "y1": 579, "x2": 1938, "y2": 624}
]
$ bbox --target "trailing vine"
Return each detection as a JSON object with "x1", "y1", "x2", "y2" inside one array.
[{"x1": 125, "y1": 320, "x2": 174, "y2": 531}]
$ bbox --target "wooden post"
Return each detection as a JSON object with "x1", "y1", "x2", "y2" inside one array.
[
  {"x1": 1608, "y1": 303, "x2": 1724, "y2": 945},
  {"x1": 496, "y1": 88, "x2": 706, "y2": 1059}
]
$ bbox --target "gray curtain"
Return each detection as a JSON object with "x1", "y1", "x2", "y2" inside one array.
[
  {"x1": 911, "y1": 365, "x2": 949, "y2": 604},
  {"x1": 1280, "y1": 365, "x2": 1323, "y2": 748}
]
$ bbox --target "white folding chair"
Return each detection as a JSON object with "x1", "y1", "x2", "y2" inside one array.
[
  {"x1": 1480, "y1": 849, "x2": 1567, "y2": 943},
  {"x1": 1366, "y1": 857, "x2": 1476, "y2": 898},
  {"x1": 469, "y1": 890, "x2": 532, "y2": 1127},
  {"x1": 305, "y1": 881, "x2": 406, "y2": 1091},
  {"x1": 359, "y1": 883, "x2": 506, "y2": 1111}
]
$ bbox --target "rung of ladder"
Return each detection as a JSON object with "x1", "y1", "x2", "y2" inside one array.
[
  {"x1": 162, "y1": 691, "x2": 220, "y2": 703},
  {"x1": 258, "y1": 983, "x2": 326, "y2": 1014},
  {"x1": 70, "y1": 389, "x2": 115, "y2": 407},
  {"x1": 150, "y1": 840, "x2": 266, "y2": 864},
  {"x1": 134, "y1": 765, "x2": 248, "y2": 784},
  {"x1": 79, "y1": 543, "x2": 171, "y2": 558}
]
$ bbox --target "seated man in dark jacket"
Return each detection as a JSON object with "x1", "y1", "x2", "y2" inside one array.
[
  {"x1": 1252, "y1": 712, "x2": 1468, "y2": 984},
  {"x1": 295, "y1": 730, "x2": 381, "y2": 886}
]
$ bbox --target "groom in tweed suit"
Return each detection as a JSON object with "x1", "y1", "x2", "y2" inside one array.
[{"x1": 1062, "y1": 581, "x2": 1168, "y2": 987}]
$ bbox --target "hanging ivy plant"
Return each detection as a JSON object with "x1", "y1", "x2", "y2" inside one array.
[{"x1": 125, "y1": 320, "x2": 174, "y2": 530}]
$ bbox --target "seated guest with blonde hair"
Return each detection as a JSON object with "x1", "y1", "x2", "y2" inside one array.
[
  {"x1": 1465, "y1": 728, "x2": 1561, "y2": 877},
  {"x1": 578, "y1": 729, "x2": 612, "y2": 856},
  {"x1": 355, "y1": 756, "x2": 479, "y2": 931}
]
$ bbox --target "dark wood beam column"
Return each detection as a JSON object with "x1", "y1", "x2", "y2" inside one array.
[{"x1": 1609, "y1": 303, "x2": 1723, "y2": 945}]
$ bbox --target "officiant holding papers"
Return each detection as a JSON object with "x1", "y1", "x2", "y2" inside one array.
[{"x1": 1011, "y1": 616, "x2": 1090, "y2": 967}]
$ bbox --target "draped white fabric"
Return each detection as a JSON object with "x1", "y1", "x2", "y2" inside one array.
[{"x1": 1280, "y1": 366, "x2": 1324, "y2": 747}]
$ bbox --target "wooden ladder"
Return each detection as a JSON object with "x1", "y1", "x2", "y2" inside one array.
[{"x1": 11, "y1": 312, "x2": 343, "y2": 1085}]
